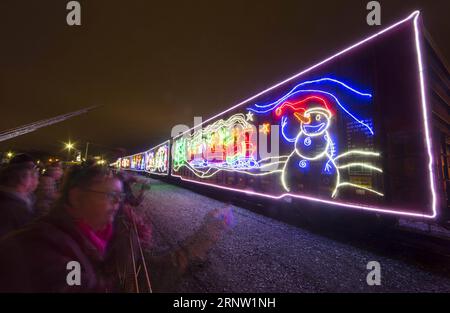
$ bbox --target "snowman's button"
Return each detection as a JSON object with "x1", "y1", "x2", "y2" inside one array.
[{"x1": 304, "y1": 137, "x2": 312, "y2": 146}]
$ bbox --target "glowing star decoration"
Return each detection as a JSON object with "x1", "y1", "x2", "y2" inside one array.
[
  {"x1": 246, "y1": 111, "x2": 254, "y2": 121},
  {"x1": 260, "y1": 123, "x2": 271, "y2": 135}
]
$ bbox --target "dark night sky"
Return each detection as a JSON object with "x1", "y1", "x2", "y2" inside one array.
[{"x1": 0, "y1": 0, "x2": 448, "y2": 158}]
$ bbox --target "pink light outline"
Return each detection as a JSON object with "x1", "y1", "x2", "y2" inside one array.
[
  {"x1": 413, "y1": 13, "x2": 437, "y2": 218},
  {"x1": 170, "y1": 11, "x2": 438, "y2": 219}
]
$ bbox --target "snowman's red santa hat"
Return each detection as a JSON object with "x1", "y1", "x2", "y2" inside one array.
[{"x1": 275, "y1": 95, "x2": 334, "y2": 123}]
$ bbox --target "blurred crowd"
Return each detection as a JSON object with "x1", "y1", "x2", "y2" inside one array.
[{"x1": 0, "y1": 153, "x2": 232, "y2": 292}]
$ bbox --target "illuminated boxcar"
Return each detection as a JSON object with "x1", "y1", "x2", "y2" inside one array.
[
  {"x1": 114, "y1": 141, "x2": 170, "y2": 176},
  {"x1": 115, "y1": 11, "x2": 449, "y2": 223}
]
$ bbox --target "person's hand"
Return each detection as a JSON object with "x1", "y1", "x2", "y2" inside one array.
[
  {"x1": 184, "y1": 206, "x2": 235, "y2": 261},
  {"x1": 123, "y1": 205, "x2": 152, "y2": 244},
  {"x1": 201, "y1": 206, "x2": 234, "y2": 242}
]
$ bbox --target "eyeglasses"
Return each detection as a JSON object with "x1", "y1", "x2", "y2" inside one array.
[{"x1": 82, "y1": 188, "x2": 126, "y2": 203}]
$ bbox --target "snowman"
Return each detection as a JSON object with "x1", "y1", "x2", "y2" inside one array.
[
  {"x1": 247, "y1": 78, "x2": 381, "y2": 198},
  {"x1": 281, "y1": 106, "x2": 337, "y2": 193}
]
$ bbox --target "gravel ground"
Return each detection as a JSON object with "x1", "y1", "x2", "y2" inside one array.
[{"x1": 136, "y1": 178, "x2": 450, "y2": 293}]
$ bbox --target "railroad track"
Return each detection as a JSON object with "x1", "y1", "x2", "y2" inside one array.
[{"x1": 138, "y1": 177, "x2": 450, "y2": 291}]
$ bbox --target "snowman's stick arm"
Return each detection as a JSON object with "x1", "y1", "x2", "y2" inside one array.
[{"x1": 281, "y1": 116, "x2": 297, "y2": 143}]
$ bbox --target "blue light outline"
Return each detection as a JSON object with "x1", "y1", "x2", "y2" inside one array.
[
  {"x1": 250, "y1": 89, "x2": 374, "y2": 135},
  {"x1": 253, "y1": 77, "x2": 372, "y2": 110},
  {"x1": 281, "y1": 116, "x2": 297, "y2": 143}
]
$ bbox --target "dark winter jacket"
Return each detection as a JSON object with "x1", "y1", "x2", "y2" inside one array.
[
  {"x1": 0, "y1": 205, "x2": 194, "y2": 293},
  {"x1": 0, "y1": 188, "x2": 34, "y2": 238}
]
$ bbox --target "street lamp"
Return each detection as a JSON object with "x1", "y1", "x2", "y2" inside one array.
[
  {"x1": 6, "y1": 151, "x2": 13, "y2": 158},
  {"x1": 64, "y1": 142, "x2": 74, "y2": 151},
  {"x1": 64, "y1": 141, "x2": 75, "y2": 161}
]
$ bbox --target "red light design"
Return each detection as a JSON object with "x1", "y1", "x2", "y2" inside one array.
[{"x1": 274, "y1": 95, "x2": 333, "y2": 119}]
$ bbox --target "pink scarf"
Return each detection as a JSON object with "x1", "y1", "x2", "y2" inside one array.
[{"x1": 76, "y1": 220, "x2": 113, "y2": 256}]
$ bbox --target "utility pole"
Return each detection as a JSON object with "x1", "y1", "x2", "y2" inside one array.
[{"x1": 84, "y1": 142, "x2": 90, "y2": 161}]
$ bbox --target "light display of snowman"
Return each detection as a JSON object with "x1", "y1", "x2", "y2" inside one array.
[
  {"x1": 280, "y1": 104, "x2": 338, "y2": 194},
  {"x1": 247, "y1": 77, "x2": 384, "y2": 199}
]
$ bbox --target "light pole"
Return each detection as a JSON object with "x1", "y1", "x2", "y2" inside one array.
[
  {"x1": 84, "y1": 142, "x2": 90, "y2": 161},
  {"x1": 64, "y1": 141, "x2": 75, "y2": 161}
]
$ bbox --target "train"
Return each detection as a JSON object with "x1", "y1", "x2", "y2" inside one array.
[{"x1": 111, "y1": 11, "x2": 450, "y2": 227}]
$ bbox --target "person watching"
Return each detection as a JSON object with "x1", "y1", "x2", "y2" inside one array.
[{"x1": 0, "y1": 163, "x2": 39, "y2": 238}]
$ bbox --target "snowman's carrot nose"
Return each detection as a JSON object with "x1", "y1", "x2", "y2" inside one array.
[{"x1": 294, "y1": 112, "x2": 311, "y2": 124}]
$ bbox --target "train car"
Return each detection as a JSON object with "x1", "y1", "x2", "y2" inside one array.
[
  {"x1": 143, "y1": 141, "x2": 170, "y2": 176},
  {"x1": 115, "y1": 11, "x2": 449, "y2": 225},
  {"x1": 424, "y1": 30, "x2": 450, "y2": 224},
  {"x1": 114, "y1": 140, "x2": 170, "y2": 176}
]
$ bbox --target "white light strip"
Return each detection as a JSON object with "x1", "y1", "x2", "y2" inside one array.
[
  {"x1": 142, "y1": 140, "x2": 171, "y2": 155},
  {"x1": 336, "y1": 163, "x2": 383, "y2": 172}
]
